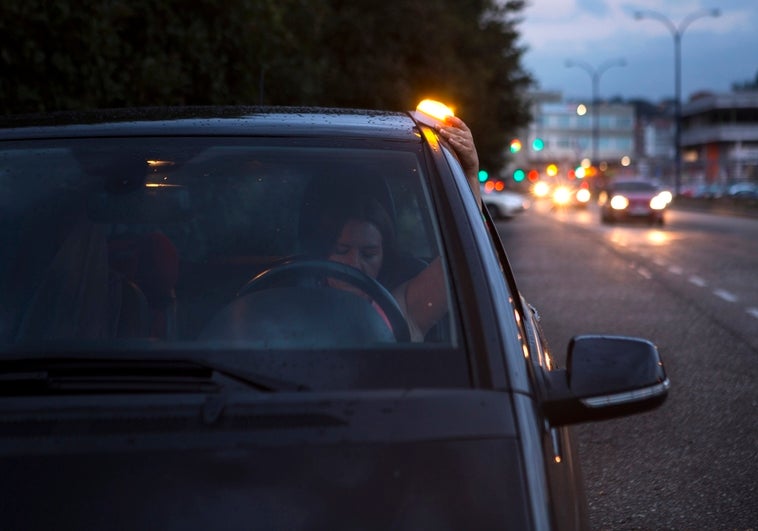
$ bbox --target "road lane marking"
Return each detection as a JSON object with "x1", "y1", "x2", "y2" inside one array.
[
  {"x1": 668, "y1": 265, "x2": 683, "y2": 275},
  {"x1": 637, "y1": 267, "x2": 652, "y2": 279},
  {"x1": 747, "y1": 308, "x2": 758, "y2": 320},
  {"x1": 713, "y1": 289, "x2": 738, "y2": 303},
  {"x1": 653, "y1": 258, "x2": 667, "y2": 267},
  {"x1": 688, "y1": 276, "x2": 707, "y2": 287}
]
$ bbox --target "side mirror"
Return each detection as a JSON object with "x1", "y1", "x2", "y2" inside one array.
[{"x1": 543, "y1": 335, "x2": 670, "y2": 425}]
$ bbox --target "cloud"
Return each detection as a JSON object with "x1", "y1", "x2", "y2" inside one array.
[
  {"x1": 519, "y1": 1, "x2": 633, "y2": 55},
  {"x1": 516, "y1": 0, "x2": 758, "y2": 100}
]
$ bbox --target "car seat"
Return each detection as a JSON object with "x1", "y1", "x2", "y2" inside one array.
[
  {"x1": 107, "y1": 232, "x2": 179, "y2": 340},
  {"x1": 14, "y1": 221, "x2": 152, "y2": 342}
]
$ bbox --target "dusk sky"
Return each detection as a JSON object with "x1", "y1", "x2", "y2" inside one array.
[{"x1": 516, "y1": 0, "x2": 758, "y2": 103}]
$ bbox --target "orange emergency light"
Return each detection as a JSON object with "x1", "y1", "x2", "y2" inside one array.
[{"x1": 413, "y1": 99, "x2": 455, "y2": 127}]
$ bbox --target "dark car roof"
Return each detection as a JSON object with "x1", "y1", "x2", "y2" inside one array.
[{"x1": 0, "y1": 106, "x2": 422, "y2": 141}]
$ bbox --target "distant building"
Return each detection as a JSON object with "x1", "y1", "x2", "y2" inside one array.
[
  {"x1": 681, "y1": 90, "x2": 758, "y2": 185},
  {"x1": 511, "y1": 91, "x2": 635, "y2": 188},
  {"x1": 513, "y1": 90, "x2": 758, "y2": 192}
]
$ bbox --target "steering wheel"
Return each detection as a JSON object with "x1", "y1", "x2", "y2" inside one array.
[{"x1": 238, "y1": 259, "x2": 411, "y2": 342}]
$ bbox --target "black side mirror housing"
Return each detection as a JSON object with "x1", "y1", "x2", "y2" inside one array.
[{"x1": 543, "y1": 335, "x2": 670, "y2": 425}]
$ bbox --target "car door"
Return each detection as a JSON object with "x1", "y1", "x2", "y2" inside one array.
[{"x1": 481, "y1": 205, "x2": 590, "y2": 530}]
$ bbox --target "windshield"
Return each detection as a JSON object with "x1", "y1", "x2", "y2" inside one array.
[
  {"x1": 612, "y1": 181, "x2": 658, "y2": 192},
  {"x1": 1, "y1": 136, "x2": 466, "y2": 389}
]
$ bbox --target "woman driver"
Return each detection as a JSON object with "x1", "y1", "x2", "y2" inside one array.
[{"x1": 320, "y1": 116, "x2": 481, "y2": 341}]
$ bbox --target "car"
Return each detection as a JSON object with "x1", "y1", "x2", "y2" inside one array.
[
  {"x1": 0, "y1": 102, "x2": 669, "y2": 530},
  {"x1": 481, "y1": 185, "x2": 530, "y2": 219},
  {"x1": 692, "y1": 182, "x2": 727, "y2": 199},
  {"x1": 727, "y1": 181, "x2": 758, "y2": 199},
  {"x1": 550, "y1": 183, "x2": 591, "y2": 209},
  {"x1": 599, "y1": 178, "x2": 669, "y2": 225},
  {"x1": 531, "y1": 180, "x2": 552, "y2": 199}
]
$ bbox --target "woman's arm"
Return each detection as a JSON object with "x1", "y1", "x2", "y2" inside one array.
[
  {"x1": 398, "y1": 117, "x2": 481, "y2": 339},
  {"x1": 393, "y1": 256, "x2": 446, "y2": 340}
]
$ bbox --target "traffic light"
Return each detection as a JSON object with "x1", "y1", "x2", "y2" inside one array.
[
  {"x1": 527, "y1": 169, "x2": 539, "y2": 182},
  {"x1": 532, "y1": 138, "x2": 544, "y2": 151},
  {"x1": 477, "y1": 169, "x2": 489, "y2": 182},
  {"x1": 509, "y1": 139, "x2": 522, "y2": 153},
  {"x1": 546, "y1": 163, "x2": 558, "y2": 177},
  {"x1": 513, "y1": 168, "x2": 526, "y2": 182}
]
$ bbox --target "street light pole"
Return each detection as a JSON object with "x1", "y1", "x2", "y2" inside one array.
[
  {"x1": 565, "y1": 58, "x2": 626, "y2": 165},
  {"x1": 634, "y1": 8, "x2": 720, "y2": 195}
]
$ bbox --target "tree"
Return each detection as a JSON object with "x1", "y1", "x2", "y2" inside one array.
[
  {"x1": 731, "y1": 69, "x2": 758, "y2": 92},
  {"x1": 0, "y1": 0, "x2": 533, "y2": 174},
  {"x1": 312, "y1": 0, "x2": 533, "y2": 173}
]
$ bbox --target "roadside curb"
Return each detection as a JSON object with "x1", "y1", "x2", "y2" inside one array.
[{"x1": 670, "y1": 197, "x2": 758, "y2": 219}]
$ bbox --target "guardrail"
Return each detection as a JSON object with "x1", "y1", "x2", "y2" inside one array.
[{"x1": 671, "y1": 196, "x2": 758, "y2": 218}]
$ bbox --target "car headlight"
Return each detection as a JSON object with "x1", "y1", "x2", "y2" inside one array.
[
  {"x1": 553, "y1": 186, "x2": 572, "y2": 205},
  {"x1": 610, "y1": 195, "x2": 629, "y2": 210},
  {"x1": 575, "y1": 188, "x2": 591, "y2": 203},
  {"x1": 532, "y1": 181, "x2": 550, "y2": 198},
  {"x1": 650, "y1": 194, "x2": 668, "y2": 210}
]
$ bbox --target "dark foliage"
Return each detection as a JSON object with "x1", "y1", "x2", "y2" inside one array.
[{"x1": 0, "y1": 0, "x2": 534, "y2": 173}]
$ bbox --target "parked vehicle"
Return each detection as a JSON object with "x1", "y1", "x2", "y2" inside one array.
[
  {"x1": 481, "y1": 185, "x2": 530, "y2": 219},
  {"x1": 692, "y1": 183, "x2": 727, "y2": 199},
  {"x1": 0, "y1": 102, "x2": 669, "y2": 530},
  {"x1": 727, "y1": 182, "x2": 758, "y2": 199}
]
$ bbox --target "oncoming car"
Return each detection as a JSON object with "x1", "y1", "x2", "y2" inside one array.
[
  {"x1": 599, "y1": 178, "x2": 669, "y2": 225},
  {"x1": 551, "y1": 183, "x2": 591, "y2": 209},
  {"x1": 0, "y1": 103, "x2": 669, "y2": 530}
]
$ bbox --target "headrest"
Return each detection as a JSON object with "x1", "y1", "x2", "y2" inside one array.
[{"x1": 108, "y1": 232, "x2": 178, "y2": 304}]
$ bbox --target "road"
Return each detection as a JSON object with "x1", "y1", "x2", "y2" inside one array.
[{"x1": 496, "y1": 200, "x2": 758, "y2": 530}]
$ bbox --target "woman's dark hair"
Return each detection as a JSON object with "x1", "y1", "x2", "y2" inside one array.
[
  {"x1": 306, "y1": 193, "x2": 396, "y2": 266},
  {"x1": 298, "y1": 175, "x2": 424, "y2": 289}
]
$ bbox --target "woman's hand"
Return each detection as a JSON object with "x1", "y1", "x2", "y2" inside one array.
[{"x1": 435, "y1": 116, "x2": 481, "y2": 208}]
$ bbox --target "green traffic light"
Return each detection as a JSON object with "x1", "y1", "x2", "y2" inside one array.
[
  {"x1": 513, "y1": 169, "x2": 526, "y2": 182},
  {"x1": 532, "y1": 138, "x2": 544, "y2": 151},
  {"x1": 478, "y1": 170, "x2": 489, "y2": 182}
]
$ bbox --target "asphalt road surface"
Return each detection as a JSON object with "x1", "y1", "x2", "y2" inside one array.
[{"x1": 496, "y1": 200, "x2": 758, "y2": 530}]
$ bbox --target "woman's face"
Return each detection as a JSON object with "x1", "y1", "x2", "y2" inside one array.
[{"x1": 328, "y1": 219, "x2": 384, "y2": 286}]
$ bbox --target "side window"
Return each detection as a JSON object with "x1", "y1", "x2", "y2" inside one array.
[{"x1": 388, "y1": 180, "x2": 433, "y2": 259}]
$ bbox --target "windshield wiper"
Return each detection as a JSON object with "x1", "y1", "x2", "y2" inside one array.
[
  {"x1": 0, "y1": 358, "x2": 308, "y2": 395},
  {"x1": 191, "y1": 358, "x2": 309, "y2": 392}
]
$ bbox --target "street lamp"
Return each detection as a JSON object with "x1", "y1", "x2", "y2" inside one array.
[
  {"x1": 634, "y1": 8, "x2": 721, "y2": 195},
  {"x1": 565, "y1": 58, "x2": 626, "y2": 165}
]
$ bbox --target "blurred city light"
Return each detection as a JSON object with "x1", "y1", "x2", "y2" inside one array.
[
  {"x1": 565, "y1": 58, "x2": 626, "y2": 164},
  {"x1": 509, "y1": 139, "x2": 522, "y2": 153}
]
